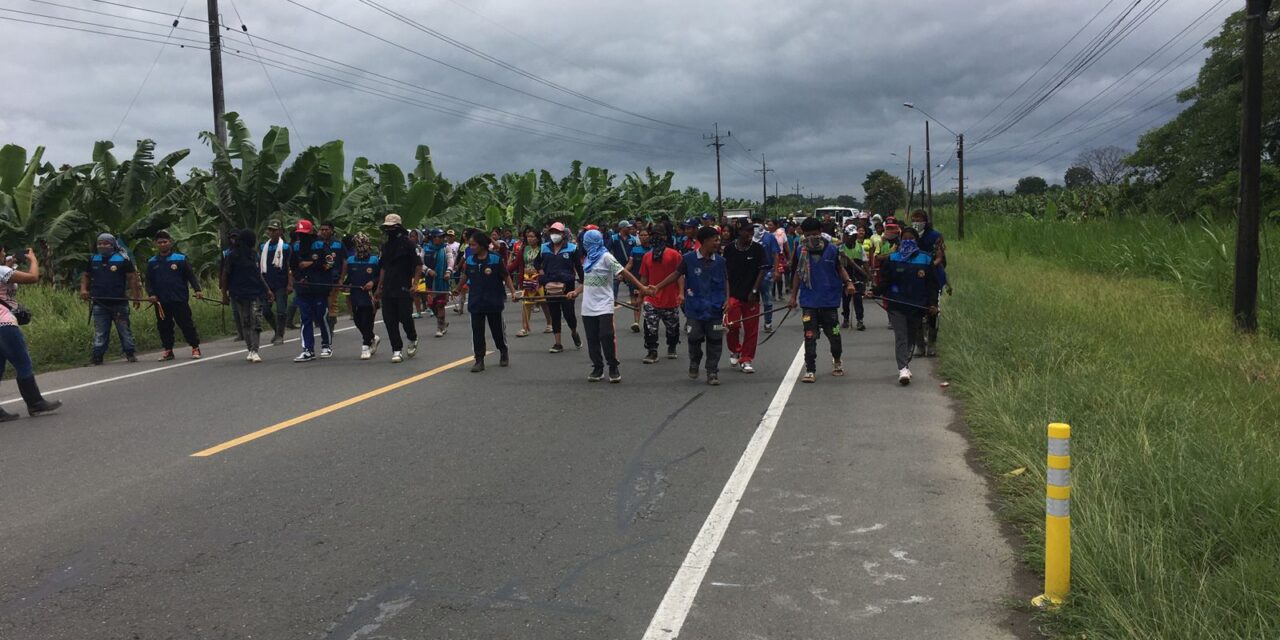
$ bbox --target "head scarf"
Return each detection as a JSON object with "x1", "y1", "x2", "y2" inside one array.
[
  {"x1": 897, "y1": 239, "x2": 920, "y2": 261},
  {"x1": 582, "y1": 229, "x2": 607, "y2": 272},
  {"x1": 353, "y1": 232, "x2": 372, "y2": 259}
]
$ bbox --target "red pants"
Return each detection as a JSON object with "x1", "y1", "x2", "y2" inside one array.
[{"x1": 725, "y1": 298, "x2": 760, "y2": 363}]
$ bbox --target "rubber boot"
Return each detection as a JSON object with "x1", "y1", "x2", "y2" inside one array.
[{"x1": 17, "y1": 377, "x2": 61, "y2": 417}]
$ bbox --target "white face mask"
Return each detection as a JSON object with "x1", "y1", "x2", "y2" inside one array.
[
  {"x1": 550, "y1": 233, "x2": 564, "y2": 244},
  {"x1": 912, "y1": 222, "x2": 926, "y2": 233}
]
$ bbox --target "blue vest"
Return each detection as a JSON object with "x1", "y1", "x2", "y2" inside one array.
[
  {"x1": 465, "y1": 252, "x2": 506, "y2": 313},
  {"x1": 539, "y1": 242, "x2": 580, "y2": 287},
  {"x1": 797, "y1": 243, "x2": 842, "y2": 309},
  {"x1": 146, "y1": 252, "x2": 194, "y2": 302},
  {"x1": 681, "y1": 251, "x2": 727, "y2": 321},
  {"x1": 259, "y1": 240, "x2": 292, "y2": 290},
  {"x1": 88, "y1": 253, "x2": 133, "y2": 300},
  {"x1": 345, "y1": 255, "x2": 380, "y2": 308}
]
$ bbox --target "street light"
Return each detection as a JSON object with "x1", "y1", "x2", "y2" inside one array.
[
  {"x1": 903, "y1": 101, "x2": 965, "y2": 239},
  {"x1": 902, "y1": 102, "x2": 959, "y2": 137}
]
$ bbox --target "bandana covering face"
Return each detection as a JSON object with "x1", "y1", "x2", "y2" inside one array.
[
  {"x1": 582, "y1": 229, "x2": 607, "y2": 272},
  {"x1": 898, "y1": 239, "x2": 920, "y2": 261},
  {"x1": 353, "y1": 232, "x2": 372, "y2": 259}
]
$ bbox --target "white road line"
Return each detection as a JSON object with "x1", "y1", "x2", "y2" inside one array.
[
  {"x1": 1, "y1": 323, "x2": 376, "y2": 406},
  {"x1": 641, "y1": 345, "x2": 806, "y2": 640}
]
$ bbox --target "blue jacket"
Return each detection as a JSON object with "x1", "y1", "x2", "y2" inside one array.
[
  {"x1": 680, "y1": 250, "x2": 727, "y2": 322},
  {"x1": 345, "y1": 255, "x2": 380, "y2": 308},
  {"x1": 795, "y1": 243, "x2": 843, "y2": 309},
  {"x1": 874, "y1": 251, "x2": 939, "y2": 312},
  {"x1": 535, "y1": 242, "x2": 583, "y2": 288},
  {"x1": 290, "y1": 239, "x2": 341, "y2": 297},
  {"x1": 464, "y1": 252, "x2": 508, "y2": 313},
  {"x1": 87, "y1": 253, "x2": 135, "y2": 301},
  {"x1": 145, "y1": 252, "x2": 200, "y2": 302}
]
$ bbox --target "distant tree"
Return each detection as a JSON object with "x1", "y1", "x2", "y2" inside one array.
[
  {"x1": 1064, "y1": 165, "x2": 1096, "y2": 188},
  {"x1": 1015, "y1": 176, "x2": 1049, "y2": 196},
  {"x1": 1074, "y1": 146, "x2": 1129, "y2": 185},
  {"x1": 861, "y1": 169, "x2": 907, "y2": 215},
  {"x1": 834, "y1": 194, "x2": 861, "y2": 208}
]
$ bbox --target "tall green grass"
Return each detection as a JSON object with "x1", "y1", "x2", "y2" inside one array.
[
  {"x1": 941, "y1": 248, "x2": 1280, "y2": 639},
  {"x1": 12, "y1": 283, "x2": 235, "y2": 371}
]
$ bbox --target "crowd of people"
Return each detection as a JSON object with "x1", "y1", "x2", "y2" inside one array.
[{"x1": 20, "y1": 208, "x2": 946, "y2": 410}]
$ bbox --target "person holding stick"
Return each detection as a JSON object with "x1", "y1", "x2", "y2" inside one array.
[
  {"x1": 145, "y1": 230, "x2": 203, "y2": 361},
  {"x1": 870, "y1": 226, "x2": 939, "y2": 385},
  {"x1": 576, "y1": 229, "x2": 649, "y2": 383},
  {"x1": 0, "y1": 246, "x2": 61, "y2": 419},
  {"x1": 289, "y1": 219, "x2": 335, "y2": 362},
  {"x1": 651, "y1": 226, "x2": 727, "y2": 386},
  {"x1": 453, "y1": 229, "x2": 517, "y2": 372},
  {"x1": 259, "y1": 219, "x2": 292, "y2": 345},
  {"x1": 345, "y1": 232, "x2": 381, "y2": 360},
  {"x1": 723, "y1": 218, "x2": 767, "y2": 374},
  {"x1": 80, "y1": 233, "x2": 142, "y2": 365},
  {"x1": 221, "y1": 228, "x2": 274, "y2": 363},
  {"x1": 788, "y1": 217, "x2": 857, "y2": 383},
  {"x1": 534, "y1": 222, "x2": 583, "y2": 354}
]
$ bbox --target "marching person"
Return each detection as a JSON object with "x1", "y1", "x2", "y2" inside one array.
[
  {"x1": 723, "y1": 218, "x2": 767, "y2": 374},
  {"x1": 839, "y1": 224, "x2": 869, "y2": 331},
  {"x1": 453, "y1": 229, "x2": 516, "y2": 372},
  {"x1": 758, "y1": 217, "x2": 783, "y2": 333},
  {"x1": 345, "y1": 232, "x2": 381, "y2": 360},
  {"x1": 375, "y1": 214, "x2": 422, "y2": 363},
  {"x1": 259, "y1": 219, "x2": 292, "y2": 345},
  {"x1": 510, "y1": 227, "x2": 550, "y2": 338},
  {"x1": 576, "y1": 229, "x2": 648, "y2": 383},
  {"x1": 317, "y1": 222, "x2": 347, "y2": 335},
  {"x1": 221, "y1": 228, "x2": 273, "y2": 363},
  {"x1": 788, "y1": 217, "x2": 857, "y2": 383},
  {"x1": 871, "y1": 226, "x2": 939, "y2": 385},
  {"x1": 289, "y1": 219, "x2": 336, "y2": 362},
  {"x1": 910, "y1": 209, "x2": 947, "y2": 357},
  {"x1": 80, "y1": 233, "x2": 142, "y2": 365},
  {"x1": 652, "y1": 225, "x2": 726, "y2": 386},
  {"x1": 422, "y1": 228, "x2": 453, "y2": 337},
  {"x1": 639, "y1": 222, "x2": 682, "y2": 363},
  {"x1": 534, "y1": 221, "x2": 583, "y2": 353},
  {"x1": 0, "y1": 246, "x2": 61, "y2": 419},
  {"x1": 145, "y1": 230, "x2": 203, "y2": 361}
]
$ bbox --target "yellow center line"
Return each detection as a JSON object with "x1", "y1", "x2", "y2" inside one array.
[{"x1": 190, "y1": 355, "x2": 478, "y2": 457}]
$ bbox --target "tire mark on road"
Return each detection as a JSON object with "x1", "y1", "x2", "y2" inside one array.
[{"x1": 615, "y1": 392, "x2": 706, "y2": 532}]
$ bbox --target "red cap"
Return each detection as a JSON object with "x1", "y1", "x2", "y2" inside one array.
[
  {"x1": 584, "y1": 224, "x2": 599, "y2": 231},
  {"x1": 295, "y1": 219, "x2": 314, "y2": 234},
  {"x1": 549, "y1": 222, "x2": 566, "y2": 232}
]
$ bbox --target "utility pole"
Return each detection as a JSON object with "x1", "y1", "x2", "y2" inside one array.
[
  {"x1": 206, "y1": 0, "x2": 227, "y2": 145},
  {"x1": 905, "y1": 145, "x2": 914, "y2": 213},
  {"x1": 1233, "y1": 0, "x2": 1276, "y2": 333},
  {"x1": 704, "y1": 123, "x2": 730, "y2": 220},
  {"x1": 957, "y1": 134, "x2": 965, "y2": 240},
  {"x1": 925, "y1": 120, "x2": 933, "y2": 218},
  {"x1": 755, "y1": 154, "x2": 774, "y2": 220}
]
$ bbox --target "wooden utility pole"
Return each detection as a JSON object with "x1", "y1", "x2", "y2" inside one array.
[
  {"x1": 957, "y1": 134, "x2": 965, "y2": 240},
  {"x1": 905, "y1": 145, "x2": 913, "y2": 213},
  {"x1": 704, "y1": 123, "x2": 729, "y2": 219},
  {"x1": 925, "y1": 120, "x2": 934, "y2": 218},
  {"x1": 207, "y1": 0, "x2": 227, "y2": 145},
  {"x1": 1233, "y1": 0, "x2": 1276, "y2": 332},
  {"x1": 755, "y1": 154, "x2": 774, "y2": 220}
]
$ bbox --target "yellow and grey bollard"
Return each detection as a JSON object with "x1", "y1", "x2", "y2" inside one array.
[{"x1": 1032, "y1": 422, "x2": 1071, "y2": 608}]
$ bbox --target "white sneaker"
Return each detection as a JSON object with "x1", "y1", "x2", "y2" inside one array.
[
  {"x1": 294, "y1": 351, "x2": 315, "y2": 362},
  {"x1": 391, "y1": 351, "x2": 403, "y2": 363},
  {"x1": 898, "y1": 367, "x2": 912, "y2": 385},
  {"x1": 319, "y1": 347, "x2": 333, "y2": 359},
  {"x1": 248, "y1": 351, "x2": 262, "y2": 363},
  {"x1": 245, "y1": 352, "x2": 254, "y2": 362},
  {"x1": 741, "y1": 362, "x2": 755, "y2": 374},
  {"x1": 729, "y1": 352, "x2": 740, "y2": 366},
  {"x1": 406, "y1": 340, "x2": 418, "y2": 358},
  {"x1": 360, "y1": 345, "x2": 371, "y2": 360},
  {"x1": 369, "y1": 334, "x2": 381, "y2": 356},
  {"x1": 434, "y1": 329, "x2": 444, "y2": 338}
]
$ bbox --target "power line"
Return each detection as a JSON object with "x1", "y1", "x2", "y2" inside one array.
[
  {"x1": 111, "y1": 0, "x2": 190, "y2": 139},
  {"x1": 225, "y1": 0, "x2": 302, "y2": 146}
]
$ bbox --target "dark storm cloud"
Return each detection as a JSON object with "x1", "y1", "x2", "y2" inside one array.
[{"x1": 0, "y1": 0, "x2": 1231, "y2": 200}]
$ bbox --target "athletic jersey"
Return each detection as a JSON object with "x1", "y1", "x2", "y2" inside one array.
[{"x1": 290, "y1": 239, "x2": 341, "y2": 297}]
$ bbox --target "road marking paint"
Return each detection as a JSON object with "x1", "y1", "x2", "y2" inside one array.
[
  {"x1": 0, "y1": 322, "x2": 379, "y2": 406},
  {"x1": 190, "y1": 354, "x2": 476, "y2": 457},
  {"x1": 641, "y1": 345, "x2": 805, "y2": 640}
]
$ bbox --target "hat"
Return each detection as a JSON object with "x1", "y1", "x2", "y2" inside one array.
[
  {"x1": 549, "y1": 222, "x2": 566, "y2": 232},
  {"x1": 266, "y1": 219, "x2": 283, "y2": 230},
  {"x1": 429, "y1": 228, "x2": 446, "y2": 238},
  {"x1": 844, "y1": 225, "x2": 857, "y2": 235},
  {"x1": 584, "y1": 224, "x2": 599, "y2": 231},
  {"x1": 97, "y1": 232, "x2": 115, "y2": 243},
  {"x1": 446, "y1": 229, "x2": 456, "y2": 236},
  {"x1": 294, "y1": 219, "x2": 314, "y2": 234},
  {"x1": 683, "y1": 218, "x2": 698, "y2": 228},
  {"x1": 700, "y1": 212, "x2": 715, "y2": 220},
  {"x1": 617, "y1": 220, "x2": 632, "y2": 229},
  {"x1": 884, "y1": 223, "x2": 901, "y2": 233},
  {"x1": 382, "y1": 213, "x2": 403, "y2": 228}
]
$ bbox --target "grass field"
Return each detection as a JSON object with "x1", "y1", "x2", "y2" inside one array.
[{"x1": 939, "y1": 241, "x2": 1280, "y2": 638}]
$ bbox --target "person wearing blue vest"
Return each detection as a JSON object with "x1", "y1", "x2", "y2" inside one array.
[
  {"x1": 259, "y1": 219, "x2": 292, "y2": 345},
  {"x1": 80, "y1": 232, "x2": 142, "y2": 365},
  {"x1": 453, "y1": 229, "x2": 517, "y2": 372},
  {"x1": 221, "y1": 228, "x2": 274, "y2": 363},
  {"x1": 317, "y1": 222, "x2": 347, "y2": 336},
  {"x1": 422, "y1": 228, "x2": 453, "y2": 337},
  {"x1": 145, "y1": 230, "x2": 203, "y2": 361},
  {"x1": 788, "y1": 217, "x2": 857, "y2": 383},
  {"x1": 288, "y1": 219, "x2": 337, "y2": 362},
  {"x1": 533, "y1": 221, "x2": 583, "y2": 353},
  {"x1": 871, "y1": 226, "x2": 940, "y2": 385},
  {"x1": 345, "y1": 232, "x2": 381, "y2": 360},
  {"x1": 909, "y1": 209, "x2": 947, "y2": 358},
  {"x1": 652, "y1": 225, "x2": 726, "y2": 386},
  {"x1": 756, "y1": 217, "x2": 781, "y2": 333}
]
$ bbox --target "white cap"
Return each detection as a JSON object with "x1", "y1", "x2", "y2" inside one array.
[{"x1": 382, "y1": 213, "x2": 403, "y2": 227}]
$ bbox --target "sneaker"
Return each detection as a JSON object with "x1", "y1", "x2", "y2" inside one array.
[
  {"x1": 832, "y1": 359, "x2": 845, "y2": 376},
  {"x1": 729, "y1": 352, "x2": 740, "y2": 367},
  {"x1": 571, "y1": 332, "x2": 582, "y2": 349},
  {"x1": 158, "y1": 349, "x2": 175, "y2": 362},
  {"x1": 802, "y1": 371, "x2": 816, "y2": 383},
  {"x1": 319, "y1": 347, "x2": 333, "y2": 359},
  {"x1": 667, "y1": 347, "x2": 679, "y2": 359},
  {"x1": 630, "y1": 323, "x2": 640, "y2": 333},
  {"x1": 898, "y1": 367, "x2": 912, "y2": 385},
  {"x1": 370, "y1": 334, "x2": 381, "y2": 356},
  {"x1": 643, "y1": 351, "x2": 659, "y2": 364},
  {"x1": 471, "y1": 360, "x2": 485, "y2": 373},
  {"x1": 741, "y1": 362, "x2": 755, "y2": 374},
  {"x1": 608, "y1": 366, "x2": 621, "y2": 383},
  {"x1": 499, "y1": 351, "x2": 509, "y2": 367},
  {"x1": 707, "y1": 373, "x2": 720, "y2": 386},
  {"x1": 926, "y1": 345, "x2": 938, "y2": 358},
  {"x1": 856, "y1": 321, "x2": 866, "y2": 331},
  {"x1": 763, "y1": 324, "x2": 774, "y2": 333},
  {"x1": 246, "y1": 351, "x2": 254, "y2": 362},
  {"x1": 294, "y1": 351, "x2": 315, "y2": 362},
  {"x1": 543, "y1": 325, "x2": 553, "y2": 334},
  {"x1": 588, "y1": 366, "x2": 605, "y2": 382},
  {"x1": 412, "y1": 311, "x2": 422, "y2": 319},
  {"x1": 435, "y1": 329, "x2": 446, "y2": 338},
  {"x1": 391, "y1": 351, "x2": 403, "y2": 363},
  {"x1": 406, "y1": 340, "x2": 418, "y2": 358},
  {"x1": 688, "y1": 367, "x2": 700, "y2": 380},
  {"x1": 360, "y1": 345, "x2": 371, "y2": 360},
  {"x1": 549, "y1": 343, "x2": 564, "y2": 354},
  {"x1": 191, "y1": 347, "x2": 202, "y2": 359},
  {"x1": 248, "y1": 351, "x2": 262, "y2": 363},
  {"x1": 125, "y1": 352, "x2": 138, "y2": 363}
]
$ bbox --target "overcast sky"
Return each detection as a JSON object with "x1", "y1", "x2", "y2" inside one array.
[{"x1": 0, "y1": 0, "x2": 1235, "y2": 200}]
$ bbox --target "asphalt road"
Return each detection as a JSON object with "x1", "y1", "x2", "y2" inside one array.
[{"x1": 0, "y1": 300, "x2": 1021, "y2": 639}]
